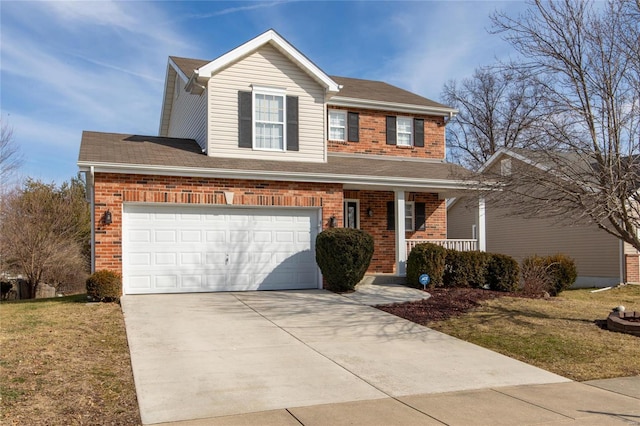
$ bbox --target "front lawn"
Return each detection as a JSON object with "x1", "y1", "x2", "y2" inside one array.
[
  {"x1": 0, "y1": 295, "x2": 140, "y2": 424},
  {"x1": 379, "y1": 285, "x2": 640, "y2": 381}
]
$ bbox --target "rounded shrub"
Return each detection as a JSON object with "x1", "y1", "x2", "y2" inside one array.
[
  {"x1": 406, "y1": 243, "x2": 446, "y2": 288},
  {"x1": 444, "y1": 250, "x2": 491, "y2": 288},
  {"x1": 486, "y1": 254, "x2": 520, "y2": 292},
  {"x1": 545, "y1": 253, "x2": 577, "y2": 296},
  {"x1": 315, "y1": 228, "x2": 374, "y2": 292},
  {"x1": 86, "y1": 270, "x2": 122, "y2": 302}
]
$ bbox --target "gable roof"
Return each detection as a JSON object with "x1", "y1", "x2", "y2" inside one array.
[
  {"x1": 166, "y1": 31, "x2": 455, "y2": 116},
  {"x1": 78, "y1": 131, "x2": 475, "y2": 192}
]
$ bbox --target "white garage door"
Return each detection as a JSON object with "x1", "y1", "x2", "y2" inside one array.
[{"x1": 122, "y1": 204, "x2": 320, "y2": 294}]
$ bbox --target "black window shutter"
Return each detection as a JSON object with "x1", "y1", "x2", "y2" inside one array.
[
  {"x1": 386, "y1": 116, "x2": 397, "y2": 145},
  {"x1": 414, "y1": 118, "x2": 424, "y2": 147},
  {"x1": 347, "y1": 112, "x2": 359, "y2": 142},
  {"x1": 286, "y1": 96, "x2": 299, "y2": 151},
  {"x1": 415, "y1": 202, "x2": 426, "y2": 231},
  {"x1": 387, "y1": 201, "x2": 395, "y2": 230},
  {"x1": 238, "y1": 91, "x2": 252, "y2": 148}
]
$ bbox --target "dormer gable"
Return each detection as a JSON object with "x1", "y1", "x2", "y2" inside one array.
[{"x1": 195, "y1": 29, "x2": 340, "y2": 94}]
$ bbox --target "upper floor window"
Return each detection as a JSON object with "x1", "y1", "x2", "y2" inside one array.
[
  {"x1": 397, "y1": 117, "x2": 413, "y2": 147},
  {"x1": 254, "y1": 90, "x2": 285, "y2": 150},
  {"x1": 238, "y1": 88, "x2": 299, "y2": 151},
  {"x1": 329, "y1": 110, "x2": 346, "y2": 141},
  {"x1": 329, "y1": 110, "x2": 359, "y2": 142},
  {"x1": 501, "y1": 158, "x2": 512, "y2": 176},
  {"x1": 386, "y1": 116, "x2": 424, "y2": 147}
]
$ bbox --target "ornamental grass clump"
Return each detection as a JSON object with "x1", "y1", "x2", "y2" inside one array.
[{"x1": 86, "y1": 270, "x2": 122, "y2": 302}]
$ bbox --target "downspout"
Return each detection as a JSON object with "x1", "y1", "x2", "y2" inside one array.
[
  {"x1": 620, "y1": 238, "x2": 625, "y2": 285},
  {"x1": 89, "y1": 166, "x2": 95, "y2": 273}
]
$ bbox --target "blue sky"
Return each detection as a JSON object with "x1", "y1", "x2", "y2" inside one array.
[{"x1": 1, "y1": 1, "x2": 526, "y2": 184}]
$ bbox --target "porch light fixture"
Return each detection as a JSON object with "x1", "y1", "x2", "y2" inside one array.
[
  {"x1": 367, "y1": 207, "x2": 373, "y2": 217},
  {"x1": 103, "y1": 209, "x2": 112, "y2": 225},
  {"x1": 329, "y1": 216, "x2": 337, "y2": 228}
]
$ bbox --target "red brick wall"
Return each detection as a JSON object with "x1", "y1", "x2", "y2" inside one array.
[
  {"x1": 626, "y1": 255, "x2": 640, "y2": 283},
  {"x1": 328, "y1": 107, "x2": 446, "y2": 159},
  {"x1": 344, "y1": 190, "x2": 446, "y2": 273},
  {"x1": 93, "y1": 173, "x2": 445, "y2": 280},
  {"x1": 93, "y1": 173, "x2": 344, "y2": 275}
]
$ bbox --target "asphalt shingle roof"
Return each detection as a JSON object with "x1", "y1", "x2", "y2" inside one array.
[
  {"x1": 169, "y1": 56, "x2": 449, "y2": 110},
  {"x1": 78, "y1": 131, "x2": 473, "y2": 183}
]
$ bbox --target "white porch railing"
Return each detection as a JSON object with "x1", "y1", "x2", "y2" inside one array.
[{"x1": 406, "y1": 239, "x2": 478, "y2": 257}]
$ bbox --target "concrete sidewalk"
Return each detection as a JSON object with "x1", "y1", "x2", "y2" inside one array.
[{"x1": 160, "y1": 377, "x2": 640, "y2": 425}]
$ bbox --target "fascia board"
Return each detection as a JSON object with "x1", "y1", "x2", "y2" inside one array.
[
  {"x1": 329, "y1": 97, "x2": 458, "y2": 116},
  {"x1": 77, "y1": 161, "x2": 477, "y2": 191},
  {"x1": 167, "y1": 57, "x2": 190, "y2": 82},
  {"x1": 197, "y1": 30, "x2": 340, "y2": 93}
]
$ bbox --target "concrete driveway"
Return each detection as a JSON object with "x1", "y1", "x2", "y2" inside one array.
[{"x1": 122, "y1": 290, "x2": 568, "y2": 425}]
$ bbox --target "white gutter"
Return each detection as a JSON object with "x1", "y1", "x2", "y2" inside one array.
[
  {"x1": 78, "y1": 161, "x2": 477, "y2": 192},
  {"x1": 328, "y1": 96, "x2": 458, "y2": 117}
]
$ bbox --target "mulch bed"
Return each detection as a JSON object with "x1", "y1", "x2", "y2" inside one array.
[{"x1": 377, "y1": 287, "x2": 536, "y2": 325}]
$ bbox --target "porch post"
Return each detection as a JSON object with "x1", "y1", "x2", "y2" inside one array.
[
  {"x1": 395, "y1": 190, "x2": 407, "y2": 276},
  {"x1": 477, "y1": 197, "x2": 486, "y2": 252}
]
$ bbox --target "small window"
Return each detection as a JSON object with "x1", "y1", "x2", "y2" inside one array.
[
  {"x1": 405, "y1": 202, "x2": 415, "y2": 231},
  {"x1": 329, "y1": 110, "x2": 346, "y2": 141},
  {"x1": 344, "y1": 199, "x2": 359, "y2": 229},
  {"x1": 472, "y1": 224, "x2": 477, "y2": 240},
  {"x1": 501, "y1": 158, "x2": 512, "y2": 176},
  {"x1": 253, "y1": 88, "x2": 285, "y2": 151},
  {"x1": 397, "y1": 117, "x2": 413, "y2": 146}
]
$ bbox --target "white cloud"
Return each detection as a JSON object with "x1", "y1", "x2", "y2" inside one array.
[
  {"x1": 372, "y1": 1, "x2": 525, "y2": 101},
  {"x1": 0, "y1": 1, "x2": 198, "y2": 182}
]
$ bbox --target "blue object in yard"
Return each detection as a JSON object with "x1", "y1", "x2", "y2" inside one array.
[{"x1": 419, "y1": 274, "x2": 430, "y2": 290}]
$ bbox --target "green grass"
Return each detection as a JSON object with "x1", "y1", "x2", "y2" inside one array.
[
  {"x1": 0, "y1": 295, "x2": 140, "y2": 424},
  {"x1": 428, "y1": 285, "x2": 640, "y2": 381}
]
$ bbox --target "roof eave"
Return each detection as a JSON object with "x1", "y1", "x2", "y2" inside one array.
[
  {"x1": 77, "y1": 161, "x2": 477, "y2": 191},
  {"x1": 328, "y1": 96, "x2": 458, "y2": 116}
]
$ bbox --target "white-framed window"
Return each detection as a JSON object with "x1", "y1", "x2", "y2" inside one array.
[
  {"x1": 344, "y1": 199, "x2": 359, "y2": 229},
  {"x1": 329, "y1": 110, "x2": 346, "y2": 141},
  {"x1": 253, "y1": 87, "x2": 286, "y2": 151},
  {"x1": 501, "y1": 158, "x2": 512, "y2": 176},
  {"x1": 397, "y1": 117, "x2": 413, "y2": 146},
  {"x1": 405, "y1": 201, "x2": 415, "y2": 231}
]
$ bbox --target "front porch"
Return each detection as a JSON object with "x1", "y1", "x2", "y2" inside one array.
[{"x1": 341, "y1": 187, "x2": 485, "y2": 277}]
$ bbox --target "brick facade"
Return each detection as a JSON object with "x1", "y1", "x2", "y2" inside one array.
[
  {"x1": 93, "y1": 173, "x2": 445, "y2": 279},
  {"x1": 626, "y1": 254, "x2": 640, "y2": 284},
  {"x1": 327, "y1": 107, "x2": 446, "y2": 159},
  {"x1": 344, "y1": 190, "x2": 446, "y2": 273},
  {"x1": 93, "y1": 173, "x2": 344, "y2": 275}
]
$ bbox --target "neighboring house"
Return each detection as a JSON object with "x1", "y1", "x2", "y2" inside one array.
[
  {"x1": 78, "y1": 29, "x2": 478, "y2": 295},
  {"x1": 448, "y1": 148, "x2": 640, "y2": 287}
]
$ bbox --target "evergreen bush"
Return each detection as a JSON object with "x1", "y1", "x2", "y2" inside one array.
[{"x1": 315, "y1": 228, "x2": 374, "y2": 292}]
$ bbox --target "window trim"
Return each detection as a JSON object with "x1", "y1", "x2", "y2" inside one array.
[
  {"x1": 501, "y1": 158, "x2": 512, "y2": 176},
  {"x1": 328, "y1": 109, "x2": 347, "y2": 141},
  {"x1": 343, "y1": 199, "x2": 360, "y2": 229},
  {"x1": 405, "y1": 201, "x2": 415, "y2": 231},
  {"x1": 252, "y1": 86, "x2": 287, "y2": 152},
  {"x1": 396, "y1": 116, "x2": 414, "y2": 147}
]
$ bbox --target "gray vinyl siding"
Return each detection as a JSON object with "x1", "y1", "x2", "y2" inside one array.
[
  {"x1": 167, "y1": 73, "x2": 207, "y2": 151},
  {"x1": 448, "y1": 198, "x2": 620, "y2": 285},
  {"x1": 207, "y1": 44, "x2": 325, "y2": 162}
]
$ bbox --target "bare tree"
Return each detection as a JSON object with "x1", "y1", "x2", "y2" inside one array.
[
  {"x1": 443, "y1": 66, "x2": 543, "y2": 170},
  {"x1": 483, "y1": 0, "x2": 640, "y2": 251},
  {"x1": 0, "y1": 179, "x2": 89, "y2": 298},
  {"x1": 0, "y1": 120, "x2": 22, "y2": 190}
]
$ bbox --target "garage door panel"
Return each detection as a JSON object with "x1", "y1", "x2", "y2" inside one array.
[{"x1": 123, "y1": 205, "x2": 319, "y2": 294}]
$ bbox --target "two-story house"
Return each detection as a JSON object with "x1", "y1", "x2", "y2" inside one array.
[{"x1": 78, "y1": 29, "x2": 479, "y2": 295}]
